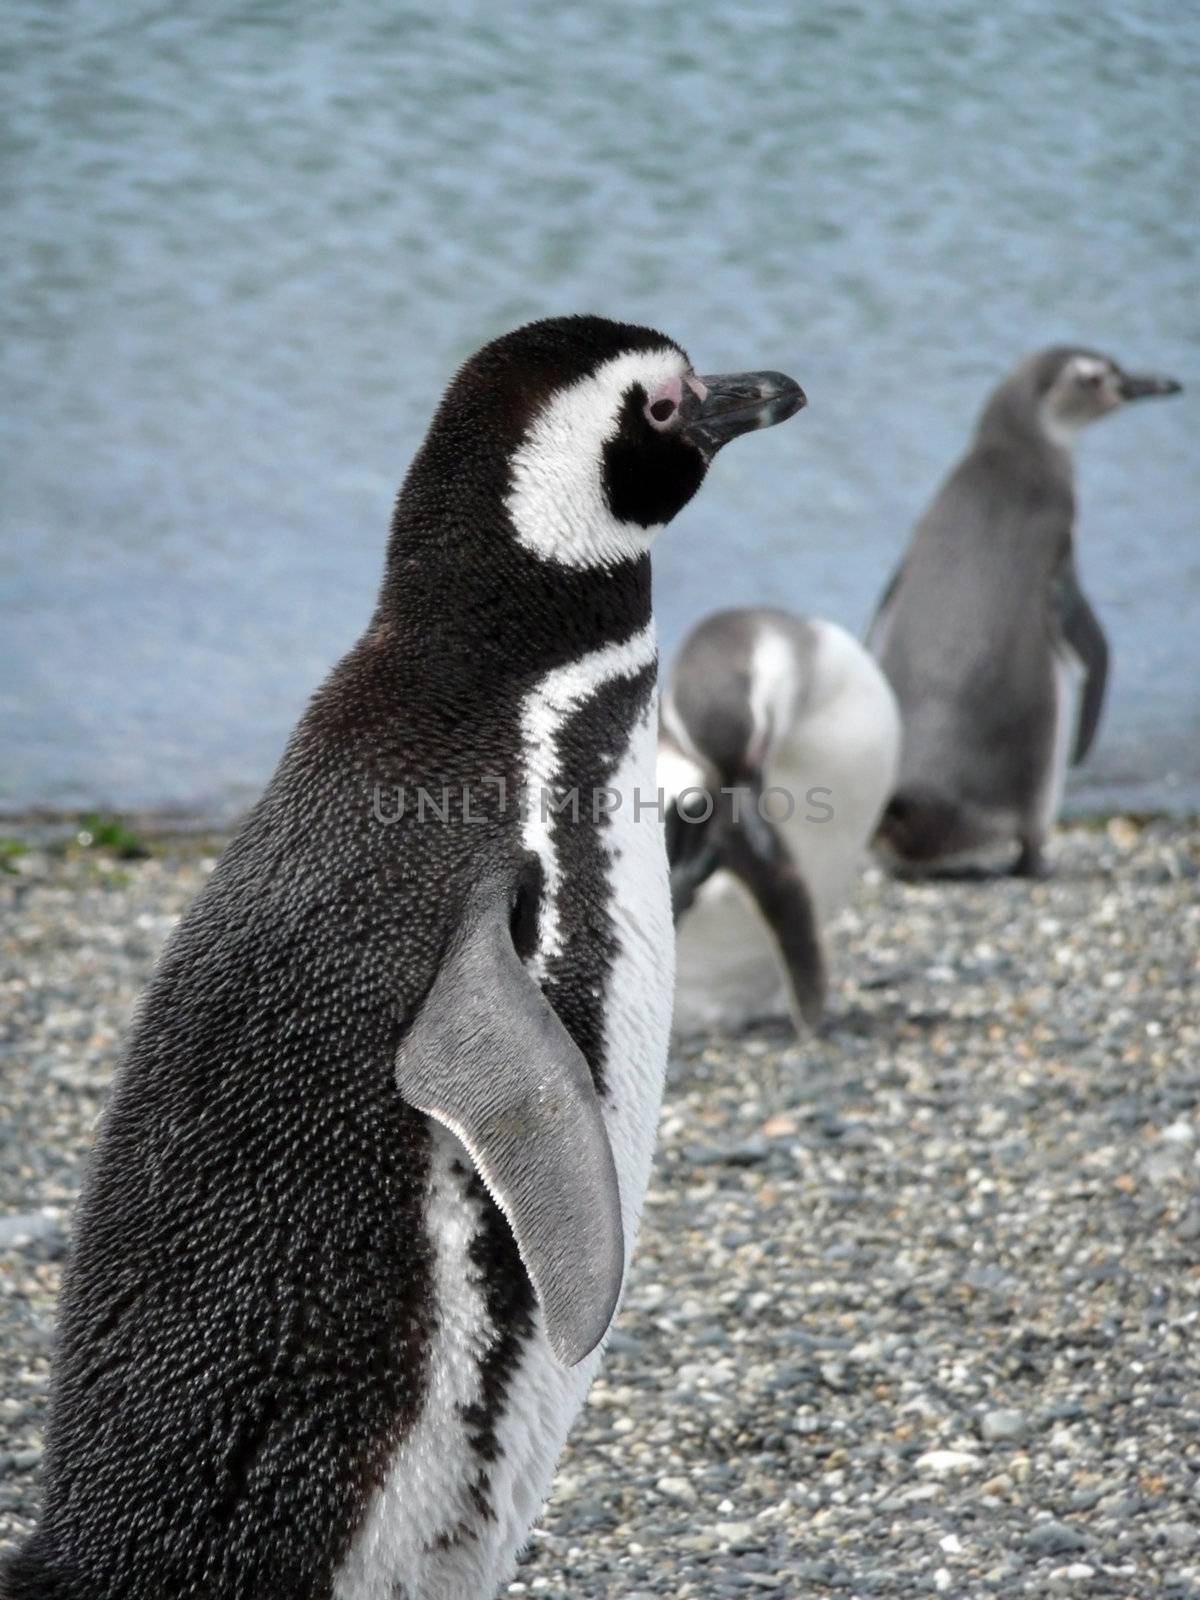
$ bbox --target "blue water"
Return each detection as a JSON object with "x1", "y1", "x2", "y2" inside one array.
[{"x1": 3, "y1": 0, "x2": 1197, "y2": 818}]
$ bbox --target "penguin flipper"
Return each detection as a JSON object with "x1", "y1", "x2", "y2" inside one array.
[
  {"x1": 865, "y1": 559, "x2": 905, "y2": 655},
  {"x1": 720, "y1": 788, "x2": 827, "y2": 1031},
  {"x1": 395, "y1": 890, "x2": 624, "y2": 1370},
  {"x1": 1055, "y1": 555, "x2": 1109, "y2": 763},
  {"x1": 665, "y1": 791, "x2": 721, "y2": 921}
]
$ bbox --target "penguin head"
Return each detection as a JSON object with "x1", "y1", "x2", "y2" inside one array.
[
  {"x1": 424, "y1": 316, "x2": 805, "y2": 570},
  {"x1": 1032, "y1": 347, "x2": 1182, "y2": 442}
]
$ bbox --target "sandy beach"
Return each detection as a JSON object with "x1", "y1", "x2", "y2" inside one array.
[{"x1": 1, "y1": 819, "x2": 1197, "y2": 1597}]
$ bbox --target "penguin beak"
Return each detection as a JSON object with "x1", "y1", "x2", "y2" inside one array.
[
  {"x1": 682, "y1": 370, "x2": 807, "y2": 454},
  {"x1": 1116, "y1": 370, "x2": 1183, "y2": 402}
]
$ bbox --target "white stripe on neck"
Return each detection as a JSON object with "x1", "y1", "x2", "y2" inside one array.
[
  {"x1": 520, "y1": 621, "x2": 658, "y2": 975},
  {"x1": 505, "y1": 348, "x2": 686, "y2": 569}
]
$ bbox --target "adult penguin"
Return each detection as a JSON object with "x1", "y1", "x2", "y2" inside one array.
[
  {"x1": 869, "y1": 346, "x2": 1180, "y2": 876},
  {"x1": 4, "y1": 317, "x2": 805, "y2": 1600}
]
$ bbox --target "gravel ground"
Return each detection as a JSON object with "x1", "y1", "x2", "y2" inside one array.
[{"x1": 1, "y1": 819, "x2": 1197, "y2": 1597}]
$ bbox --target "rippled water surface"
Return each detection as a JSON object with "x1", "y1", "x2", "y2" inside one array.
[{"x1": 3, "y1": 0, "x2": 1197, "y2": 816}]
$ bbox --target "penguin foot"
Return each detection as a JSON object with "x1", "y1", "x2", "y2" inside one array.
[
  {"x1": 806, "y1": 1010, "x2": 843, "y2": 1044},
  {"x1": 1012, "y1": 842, "x2": 1052, "y2": 879},
  {"x1": 788, "y1": 976, "x2": 827, "y2": 1036},
  {"x1": 893, "y1": 861, "x2": 1006, "y2": 883}
]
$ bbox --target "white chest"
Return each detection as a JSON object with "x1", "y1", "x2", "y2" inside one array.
[{"x1": 1040, "y1": 643, "x2": 1084, "y2": 832}]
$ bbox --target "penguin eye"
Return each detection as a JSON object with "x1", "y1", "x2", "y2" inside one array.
[{"x1": 643, "y1": 375, "x2": 685, "y2": 431}]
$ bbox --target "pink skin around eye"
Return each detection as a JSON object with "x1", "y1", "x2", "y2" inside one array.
[
  {"x1": 647, "y1": 375, "x2": 684, "y2": 413},
  {"x1": 684, "y1": 374, "x2": 708, "y2": 401}
]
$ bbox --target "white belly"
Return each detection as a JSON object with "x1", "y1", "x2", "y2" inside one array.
[
  {"x1": 770, "y1": 626, "x2": 899, "y2": 918},
  {"x1": 673, "y1": 868, "x2": 789, "y2": 1035},
  {"x1": 334, "y1": 689, "x2": 673, "y2": 1600},
  {"x1": 1039, "y1": 644, "x2": 1082, "y2": 836}
]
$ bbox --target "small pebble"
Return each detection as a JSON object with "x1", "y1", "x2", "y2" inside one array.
[
  {"x1": 1026, "y1": 1520, "x2": 1090, "y2": 1556},
  {"x1": 978, "y1": 1408, "x2": 1029, "y2": 1444},
  {"x1": 916, "y1": 1450, "x2": 981, "y2": 1477}
]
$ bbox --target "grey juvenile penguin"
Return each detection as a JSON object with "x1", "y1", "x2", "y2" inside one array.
[
  {"x1": 4, "y1": 317, "x2": 804, "y2": 1600},
  {"x1": 868, "y1": 346, "x2": 1181, "y2": 877},
  {"x1": 658, "y1": 609, "x2": 899, "y2": 1037}
]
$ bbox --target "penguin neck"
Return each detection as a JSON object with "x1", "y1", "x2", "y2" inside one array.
[
  {"x1": 976, "y1": 383, "x2": 1076, "y2": 480},
  {"x1": 375, "y1": 509, "x2": 655, "y2": 680},
  {"x1": 1037, "y1": 407, "x2": 1086, "y2": 456}
]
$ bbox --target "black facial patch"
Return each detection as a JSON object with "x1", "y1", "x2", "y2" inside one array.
[{"x1": 602, "y1": 387, "x2": 707, "y2": 529}]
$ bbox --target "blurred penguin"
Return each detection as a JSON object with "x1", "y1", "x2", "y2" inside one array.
[
  {"x1": 659, "y1": 608, "x2": 900, "y2": 1037},
  {"x1": 869, "y1": 347, "x2": 1181, "y2": 877}
]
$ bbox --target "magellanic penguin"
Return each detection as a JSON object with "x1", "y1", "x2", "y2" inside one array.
[
  {"x1": 659, "y1": 609, "x2": 900, "y2": 1038},
  {"x1": 4, "y1": 317, "x2": 805, "y2": 1600},
  {"x1": 868, "y1": 347, "x2": 1181, "y2": 877}
]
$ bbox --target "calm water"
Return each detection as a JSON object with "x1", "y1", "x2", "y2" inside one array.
[{"x1": 3, "y1": 0, "x2": 1197, "y2": 818}]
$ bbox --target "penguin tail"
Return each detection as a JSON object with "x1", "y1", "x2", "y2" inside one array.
[{"x1": 0, "y1": 1538, "x2": 91, "y2": 1600}]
